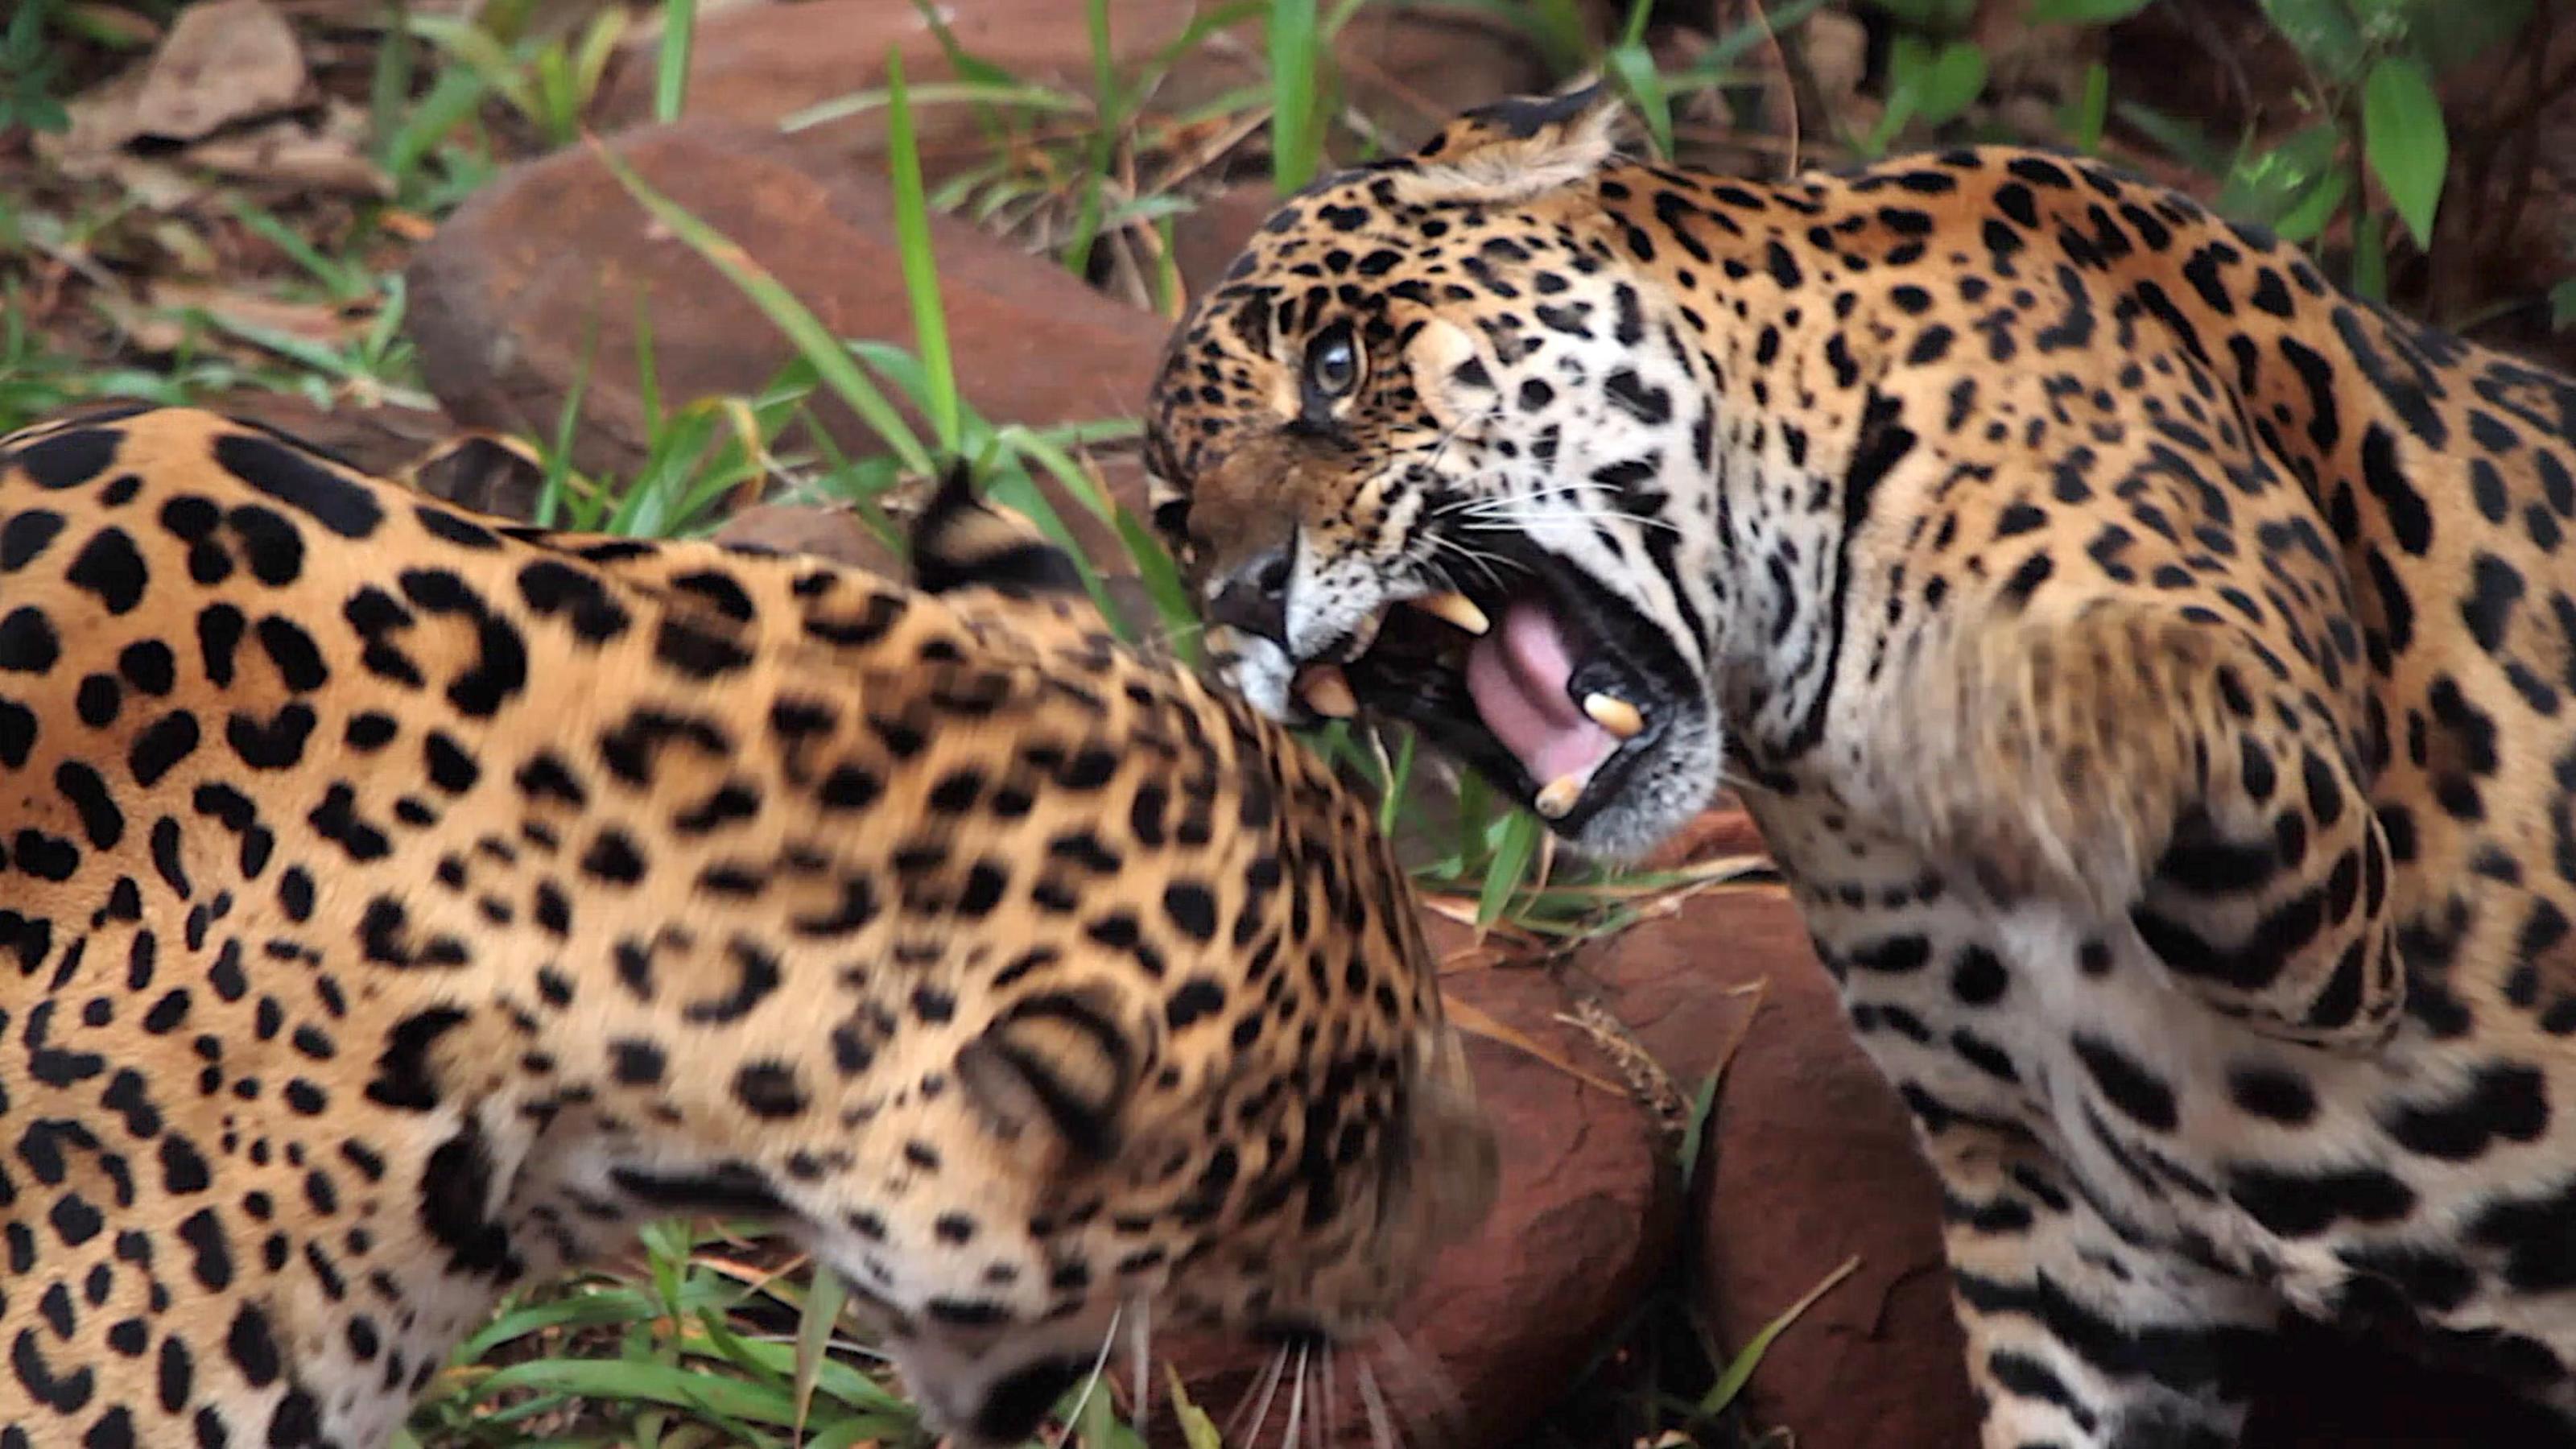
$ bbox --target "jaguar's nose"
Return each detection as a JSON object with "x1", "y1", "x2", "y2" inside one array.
[
  {"x1": 968, "y1": 1357, "x2": 1088, "y2": 1445},
  {"x1": 1205, "y1": 544, "x2": 1291, "y2": 645}
]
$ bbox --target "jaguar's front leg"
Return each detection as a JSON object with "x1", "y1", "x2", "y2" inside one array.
[{"x1": 1925, "y1": 1119, "x2": 2280, "y2": 1449}]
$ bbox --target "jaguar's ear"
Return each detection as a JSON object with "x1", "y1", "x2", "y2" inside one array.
[
  {"x1": 908, "y1": 462, "x2": 1086, "y2": 598},
  {"x1": 955, "y1": 985, "x2": 1138, "y2": 1162},
  {"x1": 1393, "y1": 81, "x2": 1631, "y2": 208}
]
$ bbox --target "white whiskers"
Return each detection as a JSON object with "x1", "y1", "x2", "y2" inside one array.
[
  {"x1": 1228, "y1": 1344, "x2": 1293, "y2": 1446},
  {"x1": 1127, "y1": 1298, "x2": 1154, "y2": 1440},
  {"x1": 1050, "y1": 1305, "x2": 1125, "y2": 1448},
  {"x1": 1282, "y1": 1344, "x2": 1311, "y2": 1449}
]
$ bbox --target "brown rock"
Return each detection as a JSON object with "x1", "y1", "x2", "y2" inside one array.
[
  {"x1": 403, "y1": 120, "x2": 1165, "y2": 559},
  {"x1": 1580, "y1": 887, "x2": 1983, "y2": 1449},
  {"x1": 591, "y1": 0, "x2": 1211, "y2": 175},
  {"x1": 188, "y1": 393, "x2": 459, "y2": 481},
  {"x1": 1169, "y1": 182, "x2": 1282, "y2": 306},
  {"x1": 712, "y1": 502, "x2": 902, "y2": 575},
  {"x1": 1319, "y1": 6, "x2": 1550, "y2": 147},
  {"x1": 592, "y1": 0, "x2": 1544, "y2": 170},
  {"x1": 1158, "y1": 917, "x2": 1680, "y2": 1446}
]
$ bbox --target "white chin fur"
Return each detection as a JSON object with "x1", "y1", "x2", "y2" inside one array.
[
  {"x1": 1212, "y1": 630, "x2": 1298, "y2": 721},
  {"x1": 1563, "y1": 710, "x2": 1726, "y2": 862}
]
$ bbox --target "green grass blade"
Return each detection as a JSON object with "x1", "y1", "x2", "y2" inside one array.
[
  {"x1": 2352, "y1": 208, "x2": 2389, "y2": 302},
  {"x1": 883, "y1": 51, "x2": 960, "y2": 452},
  {"x1": 1132, "y1": 0, "x2": 1266, "y2": 97},
  {"x1": 224, "y1": 197, "x2": 360, "y2": 298},
  {"x1": 370, "y1": 0, "x2": 419, "y2": 158},
  {"x1": 465, "y1": 1358, "x2": 804, "y2": 1425},
  {"x1": 1699, "y1": 1255, "x2": 1859, "y2": 1416},
  {"x1": 906, "y1": 0, "x2": 1025, "y2": 88},
  {"x1": 654, "y1": 0, "x2": 696, "y2": 122},
  {"x1": 534, "y1": 310, "x2": 598, "y2": 530},
  {"x1": 1267, "y1": 0, "x2": 1323, "y2": 196},
  {"x1": 409, "y1": 14, "x2": 540, "y2": 120},
  {"x1": 1607, "y1": 44, "x2": 1670, "y2": 158},
  {"x1": 1476, "y1": 810, "x2": 1545, "y2": 926},
  {"x1": 2067, "y1": 60, "x2": 2109, "y2": 155},
  {"x1": 382, "y1": 62, "x2": 492, "y2": 181},
  {"x1": 792, "y1": 1259, "x2": 845, "y2": 1435},
  {"x1": 1377, "y1": 726, "x2": 1418, "y2": 834},
  {"x1": 588, "y1": 134, "x2": 932, "y2": 477},
  {"x1": 1675, "y1": 1068, "x2": 1723, "y2": 1191},
  {"x1": 779, "y1": 80, "x2": 1086, "y2": 134},
  {"x1": 1112, "y1": 504, "x2": 1200, "y2": 659},
  {"x1": 1086, "y1": 0, "x2": 1119, "y2": 116}
]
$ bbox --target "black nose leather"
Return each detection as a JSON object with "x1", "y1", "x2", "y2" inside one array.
[
  {"x1": 1206, "y1": 545, "x2": 1291, "y2": 645},
  {"x1": 973, "y1": 1358, "x2": 1086, "y2": 1443}
]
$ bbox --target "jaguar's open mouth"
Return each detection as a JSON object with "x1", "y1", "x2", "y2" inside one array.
[{"x1": 1271, "y1": 547, "x2": 1697, "y2": 839}]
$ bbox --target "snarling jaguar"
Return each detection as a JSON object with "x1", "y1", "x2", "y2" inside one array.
[{"x1": 1147, "y1": 85, "x2": 2576, "y2": 1446}]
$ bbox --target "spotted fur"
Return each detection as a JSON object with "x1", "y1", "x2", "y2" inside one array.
[
  {"x1": 1146, "y1": 86, "x2": 2576, "y2": 1446},
  {"x1": 0, "y1": 406, "x2": 1495, "y2": 1448}
]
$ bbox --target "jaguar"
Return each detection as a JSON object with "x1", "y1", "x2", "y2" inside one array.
[
  {"x1": 1146, "y1": 84, "x2": 2576, "y2": 1446},
  {"x1": 0, "y1": 404, "x2": 1496, "y2": 1448}
]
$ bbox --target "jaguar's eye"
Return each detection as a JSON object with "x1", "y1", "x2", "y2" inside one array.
[
  {"x1": 1151, "y1": 495, "x2": 1191, "y2": 540},
  {"x1": 1303, "y1": 328, "x2": 1361, "y2": 401}
]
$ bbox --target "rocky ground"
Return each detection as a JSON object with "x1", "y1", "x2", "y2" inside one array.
[{"x1": 14, "y1": 1, "x2": 2576, "y2": 1444}]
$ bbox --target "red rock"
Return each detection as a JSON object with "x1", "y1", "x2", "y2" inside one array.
[
  {"x1": 402, "y1": 120, "x2": 1164, "y2": 557},
  {"x1": 1579, "y1": 889, "x2": 1983, "y2": 1449},
  {"x1": 1635, "y1": 796, "x2": 1765, "y2": 871},
  {"x1": 1158, "y1": 916, "x2": 1679, "y2": 1447}
]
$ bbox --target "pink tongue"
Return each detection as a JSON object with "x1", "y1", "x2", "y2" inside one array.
[{"x1": 1464, "y1": 598, "x2": 1617, "y2": 787}]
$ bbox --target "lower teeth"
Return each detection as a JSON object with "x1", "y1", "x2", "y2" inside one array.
[
  {"x1": 1296, "y1": 665, "x2": 1358, "y2": 718},
  {"x1": 1535, "y1": 774, "x2": 1583, "y2": 818}
]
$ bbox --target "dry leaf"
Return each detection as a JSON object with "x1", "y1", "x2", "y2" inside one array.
[
  {"x1": 147, "y1": 280, "x2": 361, "y2": 349},
  {"x1": 52, "y1": 65, "x2": 151, "y2": 172},
  {"x1": 131, "y1": 0, "x2": 310, "y2": 142},
  {"x1": 184, "y1": 118, "x2": 394, "y2": 198},
  {"x1": 1442, "y1": 992, "x2": 1632, "y2": 1100},
  {"x1": 62, "y1": 2, "x2": 162, "y2": 45},
  {"x1": 92, "y1": 291, "x2": 192, "y2": 354}
]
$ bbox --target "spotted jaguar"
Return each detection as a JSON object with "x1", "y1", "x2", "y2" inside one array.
[
  {"x1": 0, "y1": 405, "x2": 1496, "y2": 1448},
  {"x1": 1146, "y1": 85, "x2": 2576, "y2": 1446}
]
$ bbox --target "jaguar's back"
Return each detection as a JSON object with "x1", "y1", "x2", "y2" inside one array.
[{"x1": 0, "y1": 406, "x2": 1495, "y2": 1449}]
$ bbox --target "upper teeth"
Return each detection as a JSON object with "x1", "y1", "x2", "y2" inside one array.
[{"x1": 1407, "y1": 592, "x2": 1491, "y2": 635}]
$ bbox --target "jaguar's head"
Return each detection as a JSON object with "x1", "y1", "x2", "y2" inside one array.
[
  {"x1": 806, "y1": 467, "x2": 1501, "y2": 1447},
  {"x1": 1145, "y1": 86, "x2": 1728, "y2": 860}
]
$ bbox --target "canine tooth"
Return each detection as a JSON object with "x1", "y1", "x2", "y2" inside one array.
[
  {"x1": 1298, "y1": 666, "x2": 1359, "y2": 719},
  {"x1": 1409, "y1": 592, "x2": 1491, "y2": 636},
  {"x1": 1340, "y1": 606, "x2": 1385, "y2": 659},
  {"x1": 1583, "y1": 692, "x2": 1644, "y2": 740},
  {"x1": 1534, "y1": 774, "x2": 1584, "y2": 819}
]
